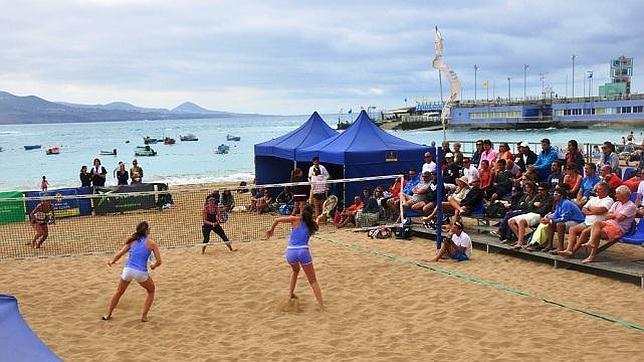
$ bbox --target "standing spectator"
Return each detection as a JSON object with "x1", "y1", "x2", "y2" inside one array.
[
  {"x1": 575, "y1": 163, "x2": 601, "y2": 206},
  {"x1": 290, "y1": 168, "x2": 309, "y2": 215},
  {"x1": 40, "y1": 176, "x2": 49, "y2": 192},
  {"x1": 460, "y1": 157, "x2": 479, "y2": 184},
  {"x1": 91, "y1": 158, "x2": 107, "y2": 187},
  {"x1": 130, "y1": 159, "x2": 143, "y2": 184},
  {"x1": 310, "y1": 167, "x2": 328, "y2": 219},
  {"x1": 598, "y1": 141, "x2": 620, "y2": 174},
  {"x1": 478, "y1": 139, "x2": 497, "y2": 170},
  {"x1": 421, "y1": 152, "x2": 437, "y2": 174},
  {"x1": 452, "y1": 142, "x2": 464, "y2": 166},
  {"x1": 471, "y1": 140, "x2": 484, "y2": 166},
  {"x1": 546, "y1": 161, "x2": 563, "y2": 192},
  {"x1": 564, "y1": 140, "x2": 585, "y2": 174},
  {"x1": 79, "y1": 166, "x2": 92, "y2": 187},
  {"x1": 115, "y1": 162, "x2": 129, "y2": 185},
  {"x1": 515, "y1": 142, "x2": 537, "y2": 172},
  {"x1": 533, "y1": 138, "x2": 559, "y2": 181},
  {"x1": 308, "y1": 156, "x2": 329, "y2": 181}
]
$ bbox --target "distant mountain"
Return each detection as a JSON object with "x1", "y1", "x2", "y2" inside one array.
[
  {"x1": 0, "y1": 90, "x2": 242, "y2": 125},
  {"x1": 171, "y1": 101, "x2": 229, "y2": 115}
]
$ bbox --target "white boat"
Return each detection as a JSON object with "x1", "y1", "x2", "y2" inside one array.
[{"x1": 180, "y1": 133, "x2": 199, "y2": 141}]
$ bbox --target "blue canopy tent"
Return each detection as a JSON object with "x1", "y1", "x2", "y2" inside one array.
[
  {"x1": 0, "y1": 295, "x2": 60, "y2": 361},
  {"x1": 254, "y1": 111, "x2": 338, "y2": 186},
  {"x1": 297, "y1": 110, "x2": 429, "y2": 201}
]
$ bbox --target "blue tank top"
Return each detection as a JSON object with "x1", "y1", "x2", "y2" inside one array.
[
  {"x1": 125, "y1": 236, "x2": 152, "y2": 272},
  {"x1": 287, "y1": 222, "x2": 310, "y2": 249}
]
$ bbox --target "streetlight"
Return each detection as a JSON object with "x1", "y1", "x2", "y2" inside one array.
[
  {"x1": 507, "y1": 77, "x2": 512, "y2": 101},
  {"x1": 523, "y1": 64, "x2": 529, "y2": 100},
  {"x1": 587, "y1": 70, "x2": 594, "y2": 97},
  {"x1": 474, "y1": 64, "x2": 479, "y2": 103},
  {"x1": 571, "y1": 54, "x2": 576, "y2": 98}
]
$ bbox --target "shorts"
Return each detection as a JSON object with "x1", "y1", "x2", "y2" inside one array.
[
  {"x1": 121, "y1": 267, "x2": 149, "y2": 283},
  {"x1": 450, "y1": 250, "x2": 469, "y2": 261},
  {"x1": 313, "y1": 193, "x2": 326, "y2": 201},
  {"x1": 285, "y1": 247, "x2": 313, "y2": 265},
  {"x1": 511, "y1": 212, "x2": 541, "y2": 226},
  {"x1": 603, "y1": 221, "x2": 624, "y2": 241},
  {"x1": 411, "y1": 194, "x2": 428, "y2": 203},
  {"x1": 558, "y1": 220, "x2": 579, "y2": 232}
]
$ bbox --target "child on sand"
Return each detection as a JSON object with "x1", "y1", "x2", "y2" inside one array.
[{"x1": 41, "y1": 176, "x2": 49, "y2": 192}]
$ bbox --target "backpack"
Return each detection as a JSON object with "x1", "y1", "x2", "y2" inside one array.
[
  {"x1": 395, "y1": 226, "x2": 412, "y2": 239},
  {"x1": 485, "y1": 202, "x2": 506, "y2": 218},
  {"x1": 278, "y1": 204, "x2": 293, "y2": 215},
  {"x1": 368, "y1": 226, "x2": 392, "y2": 239}
]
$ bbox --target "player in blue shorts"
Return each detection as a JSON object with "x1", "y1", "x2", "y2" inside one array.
[{"x1": 265, "y1": 204, "x2": 324, "y2": 308}]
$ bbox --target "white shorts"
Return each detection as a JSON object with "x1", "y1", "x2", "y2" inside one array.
[
  {"x1": 511, "y1": 212, "x2": 541, "y2": 226},
  {"x1": 121, "y1": 267, "x2": 149, "y2": 283}
]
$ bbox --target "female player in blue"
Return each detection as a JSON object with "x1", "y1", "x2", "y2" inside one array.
[{"x1": 265, "y1": 204, "x2": 324, "y2": 309}]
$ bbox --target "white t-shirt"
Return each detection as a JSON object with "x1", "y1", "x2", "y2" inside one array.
[
  {"x1": 310, "y1": 175, "x2": 327, "y2": 194},
  {"x1": 421, "y1": 161, "x2": 437, "y2": 174},
  {"x1": 308, "y1": 164, "x2": 330, "y2": 180},
  {"x1": 462, "y1": 165, "x2": 479, "y2": 184},
  {"x1": 452, "y1": 231, "x2": 472, "y2": 258},
  {"x1": 637, "y1": 180, "x2": 644, "y2": 206},
  {"x1": 583, "y1": 196, "x2": 614, "y2": 225}
]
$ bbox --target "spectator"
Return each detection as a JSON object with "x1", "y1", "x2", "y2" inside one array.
[
  {"x1": 598, "y1": 141, "x2": 620, "y2": 174},
  {"x1": 79, "y1": 166, "x2": 92, "y2": 187},
  {"x1": 220, "y1": 190, "x2": 235, "y2": 212},
  {"x1": 558, "y1": 182, "x2": 613, "y2": 258},
  {"x1": 308, "y1": 156, "x2": 329, "y2": 181},
  {"x1": 425, "y1": 221, "x2": 472, "y2": 262},
  {"x1": 485, "y1": 159, "x2": 513, "y2": 202},
  {"x1": 522, "y1": 164, "x2": 539, "y2": 184},
  {"x1": 452, "y1": 142, "x2": 464, "y2": 166},
  {"x1": 581, "y1": 186, "x2": 637, "y2": 263},
  {"x1": 255, "y1": 189, "x2": 272, "y2": 214},
  {"x1": 471, "y1": 140, "x2": 484, "y2": 166},
  {"x1": 335, "y1": 195, "x2": 364, "y2": 228},
  {"x1": 456, "y1": 178, "x2": 485, "y2": 216},
  {"x1": 533, "y1": 138, "x2": 559, "y2": 181},
  {"x1": 599, "y1": 165, "x2": 622, "y2": 194},
  {"x1": 591, "y1": 145, "x2": 601, "y2": 159},
  {"x1": 460, "y1": 157, "x2": 479, "y2": 184},
  {"x1": 290, "y1": 168, "x2": 309, "y2": 215},
  {"x1": 490, "y1": 181, "x2": 538, "y2": 243},
  {"x1": 439, "y1": 140, "x2": 452, "y2": 166},
  {"x1": 422, "y1": 152, "x2": 437, "y2": 174},
  {"x1": 115, "y1": 162, "x2": 129, "y2": 185},
  {"x1": 91, "y1": 158, "x2": 107, "y2": 187},
  {"x1": 515, "y1": 142, "x2": 537, "y2": 172},
  {"x1": 506, "y1": 159, "x2": 522, "y2": 179},
  {"x1": 130, "y1": 159, "x2": 143, "y2": 184},
  {"x1": 575, "y1": 163, "x2": 601, "y2": 206},
  {"x1": 423, "y1": 175, "x2": 470, "y2": 223},
  {"x1": 400, "y1": 171, "x2": 435, "y2": 214},
  {"x1": 497, "y1": 142, "x2": 513, "y2": 161},
  {"x1": 478, "y1": 139, "x2": 497, "y2": 170},
  {"x1": 384, "y1": 173, "x2": 408, "y2": 219},
  {"x1": 533, "y1": 185, "x2": 586, "y2": 253},
  {"x1": 356, "y1": 188, "x2": 381, "y2": 227},
  {"x1": 564, "y1": 140, "x2": 585, "y2": 174},
  {"x1": 310, "y1": 167, "x2": 328, "y2": 219},
  {"x1": 622, "y1": 169, "x2": 642, "y2": 192},
  {"x1": 562, "y1": 163, "x2": 582, "y2": 198},
  {"x1": 508, "y1": 183, "x2": 553, "y2": 248},
  {"x1": 443, "y1": 153, "x2": 461, "y2": 185},
  {"x1": 41, "y1": 176, "x2": 49, "y2": 192},
  {"x1": 546, "y1": 161, "x2": 563, "y2": 192},
  {"x1": 635, "y1": 171, "x2": 644, "y2": 206}
]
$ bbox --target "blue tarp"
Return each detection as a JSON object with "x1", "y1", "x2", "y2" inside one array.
[
  {"x1": 254, "y1": 112, "x2": 338, "y2": 186},
  {"x1": 0, "y1": 295, "x2": 60, "y2": 361}
]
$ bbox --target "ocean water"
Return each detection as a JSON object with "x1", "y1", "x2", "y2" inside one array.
[{"x1": 0, "y1": 115, "x2": 640, "y2": 191}]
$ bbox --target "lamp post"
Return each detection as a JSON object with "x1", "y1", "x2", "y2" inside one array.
[
  {"x1": 474, "y1": 64, "x2": 479, "y2": 103},
  {"x1": 587, "y1": 70, "x2": 594, "y2": 97},
  {"x1": 523, "y1": 64, "x2": 529, "y2": 100},
  {"x1": 507, "y1": 77, "x2": 512, "y2": 101},
  {"x1": 571, "y1": 54, "x2": 576, "y2": 98}
]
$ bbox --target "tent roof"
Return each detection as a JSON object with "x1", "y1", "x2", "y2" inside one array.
[
  {"x1": 297, "y1": 110, "x2": 427, "y2": 164},
  {"x1": 254, "y1": 111, "x2": 338, "y2": 159}
]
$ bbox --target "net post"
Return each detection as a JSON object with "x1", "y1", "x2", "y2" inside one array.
[
  {"x1": 435, "y1": 146, "x2": 443, "y2": 249},
  {"x1": 399, "y1": 174, "x2": 404, "y2": 222}
]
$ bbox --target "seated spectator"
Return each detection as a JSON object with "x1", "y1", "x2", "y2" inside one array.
[
  {"x1": 562, "y1": 163, "x2": 582, "y2": 199},
  {"x1": 622, "y1": 169, "x2": 642, "y2": 193},
  {"x1": 440, "y1": 140, "x2": 452, "y2": 166},
  {"x1": 471, "y1": 140, "x2": 484, "y2": 166},
  {"x1": 356, "y1": 188, "x2": 381, "y2": 227},
  {"x1": 456, "y1": 178, "x2": 484, "y2": 216},
  {"x1": 522, "y1": 164, "x2": 538, "y2": 184},
  {"x1": 575, "y1": 163, "x2": 601, "y2": 207},
  {"x1": 546, "y1": 161, "x2": 563, "y2": 192},
  {"x1": 484, "y1": 159, "x2": 513, "y2": 202},
  {"x1": 525, "y1": 185, "x2": 585, "y2": 253},
  {"x1": 599, "y1": 165, "x2": 622, "y2": 194},
  {"x1": 581, "y1": 186, "x2": 637, "y2": 263},
  {"x1": 400, "y1": 171, "x2": 435, "y2": 214},
  {"x1": 490, "y1": 181, "x2": 538, "y2": 243},
  {"x1": 497, "y1": 142, "x2": 513, "y2": 161},
  {"x1": 460, "y1": 157, "x2": 479, "y2": 184},
  {"x1": 425, "y1": 221, "x2": 472, "y2": 262},
  {"x1": 506, "y1": 159, "x2": 522, "y2": 179},
  {"x1": 335, "y1": 195, "x2": 364, "y2": 228},
  {"x1": 443, "y1": 153, "x2": 461, "y2": 185},
  {"x1": 273, "y1": 186, "x2": 293, "y2": 214},
  {"x1": 597, "y1": 141, "x2": 620, "y2": 174},
  {"x1": 558, "y1": 182, "x2": 613, "y2": 258},
  {"x1": 247, "y1": 189, "x2": 262, "y2": 212},
  {"x1": 533, "y1": 138, "x2": 559, "y2": 181},
  {"x1": 478, "y1": 160, "x2": 492, "y2": 191},
  {"x1": 515, "y1": 141, "x2": 537, "y2": 172},
  {"x1": 564, "y1": 139, "x2": 585, "y2": 174},
  {"x1": 507, "y1": 183, "x2": 553, "y2": 248},
  {"x1": 478, "y1": 139, "x2": 497, "y2": 170},
  {"x1": 220, "y1": 190, "x2": 235, "y2": 212},
  {"x1": 422, "y1": 152, "x2": 437, "y2": 174},
  {"x1": 453, "y1": 142, "x2": 464, "y2": 166},
  {"x1": 423, "y1": 176, "x2": 470, "y2": 223},
  {"x1": 384, "y1": 173, "x2": 408, "y2": 219},
  {"x1": 254, "y1": 189, "x2": 272, "y2": 214}
]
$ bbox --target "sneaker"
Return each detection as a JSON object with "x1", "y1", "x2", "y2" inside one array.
[{"x1": 489, "y1": 230, "x2": 501, "y2": 238}]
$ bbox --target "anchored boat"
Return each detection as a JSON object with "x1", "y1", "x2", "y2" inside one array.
[
  {"x1": 46, "y1": 146, "x2": 61, "y2": 155},
  {"x1": 226, "y1": 134, "x2": 241, "y2": 141},
  {"x1": 163, "y1": 137, "x2": 176, "y2": 145},
  {"x1": 143, "y1": 136, "x2": 159, "y2": 144},
  {"x1": 99, "y1": 149, "x2": 117, "y2": 156},
  {"x1": 180, "y1": 133, "x2": 199, "y2": 141},
  {"x1": 24, "y1": 145, "x2": 42, "y2": 150},
  {"x1": 214, "y1": 144, "x2": 230, "y2": 154},
  {"x1": 134, "y1": 145, "x2": 157, "y2": 156}
]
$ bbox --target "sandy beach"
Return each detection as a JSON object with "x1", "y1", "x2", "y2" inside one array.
[{"x1": 2, "y1": 220, "x2": 644, "y2": 361}]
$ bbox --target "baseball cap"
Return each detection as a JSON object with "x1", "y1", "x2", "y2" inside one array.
[
  {"x1": 445, "y1": 152, "x2": 454, "y2": 158},
  {"x1": 519, "y1": 141, "x2": 529, "y2": 148},
  {"x1": 424, "y1": 152, "x2": 431, "y2": 157},
  {"x1": 540, "y1": 138, "x2": 550, "y2": 144}
]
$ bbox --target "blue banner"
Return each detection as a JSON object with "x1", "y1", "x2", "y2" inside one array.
[{"x1": 25, "y1": 187, "x2": 92, "y2": 218}]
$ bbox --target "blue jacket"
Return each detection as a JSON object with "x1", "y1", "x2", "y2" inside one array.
[
  {"x1": 403, "y1": 177, "x2": 419, "y2": 195},
  {"x1": 550, "y1": 199, "x2": 585, "y2": 224},
  {"x1": 533, "y1": 147, "x2": 559, "y2": 171}
]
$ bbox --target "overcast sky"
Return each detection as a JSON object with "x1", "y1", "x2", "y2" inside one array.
[{"x1": 0, "y1": 0, "x2": 642, "y2": 114}]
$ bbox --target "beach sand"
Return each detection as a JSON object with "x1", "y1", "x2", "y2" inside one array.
[{"x1": 2, "y1": 224, "x2": 644, "y2": 361}]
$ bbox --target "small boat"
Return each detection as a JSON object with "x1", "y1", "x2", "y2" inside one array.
[
  {"x1": 100, "y1": 149, "x2": 117, "y2": 156},
  {"x1": 180, "y1": 133, "x2": 199, "y2": 141},
  {"x1": 134, "y1": 145, "x2": 157, "y2": 157},
  {"x1": 0, "y1": 146, "x2": 3, "y2": 152},
  {"x1": 24, "y1": 145, "x2": 42, "y2": 150},
  {"x1": 163, "y1": 137, "x2": 176, "y2": 145},
  {"x1": 214, "y1": 144, "x2": 230, "y2": 154},
  {"x1": 226, "y1": 134, "x2": 241, "y2": 141},
  {"x1": 143, "y1": 137, "x2": 159, "y2": 144},
  {"x1": 46, "y1": 146, "x2": 61, "y2": 155}
]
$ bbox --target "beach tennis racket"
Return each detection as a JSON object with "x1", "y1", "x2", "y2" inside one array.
[{"x1": 322, "y1": 195, "x2": 338, "y2": 216}]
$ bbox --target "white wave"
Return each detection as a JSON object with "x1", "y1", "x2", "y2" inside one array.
[{"x1": 147, "y1": 172, "x2": 255, "y2": 186}]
